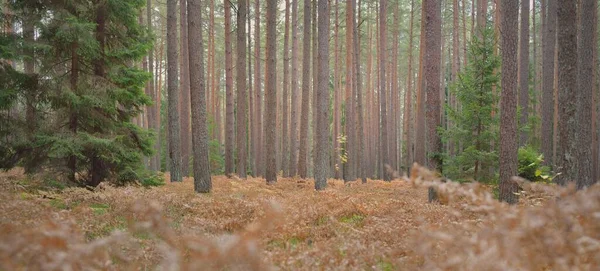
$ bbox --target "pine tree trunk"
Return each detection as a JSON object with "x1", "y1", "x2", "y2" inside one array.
[
  {"x1": 187, "y1": 0, "x2": 212, "y2": 192},
  {"x1": 518, "y1": 0, "x2": 530, "y2": 146},
  {"x1": 236, "y1": 0, "x2": 248, "y2": 178},
  {"x1": 542, "y1": 0, "x2": 556, "y2": 167},
  {"x1": 264, "y1": 0, "x2": 278, "y2": 184},
  {"x1": 314, "y1": 0, "x2": 330, "y2": 190},
  {"x1": 379, "y1": 0, "x2": 389, "y2": 181},
  {"x1": 179, "y1": 0, "x2": 191, "y2": 177},
  {"x1": 147, "y1": 0, "x2": 159, "y2": 171},
  {"x1": 167, "y1": 0, "x2": 182, "y2": 182},
  {"x1": 498, "y1": 0, "x2": 519, "y2": 204},
  {"x1": 332, "y1": 0, "x2": 341, "y2": 179},
  {"x1": 311, "y1": 0, "x2": 317, "y2": 177},
  {"x1": 576, "y1": 0, "x2": 596, "y2": 188},
  {"x1": 344, "y1": 0, "x2": 355, "y2": 182},
  {"x1": 289, "y1": 0, "x2": 300, "y2": 176},
  {"x1": 414, "y1": 0, "x2": 426, "y2": 167},
  {"x1": 403, "y1": 0, "x2": 415, "y2": 172},
  {"x1": 554, "y1": 0, "x2": 578, "y2": 185},
  {"x1": 297, "y1": 0, "x2": 312, "y2": 178},
  {"x1": 225, "y1": 0, "x2": 235, "y2": 176},
  {"x1": 425, "y1": 0, "x2": 441, "y2": 201},
  {"x1": 354, "y1": 0, "x2": 365, "y2": 182},
  {"x1": 254, "y1": 0, "x2": 263, "y2": 177},
  {"x1": 449, "y1": 0, "x2": 459, "y2": 157},
  {"x1": 282, "y1": 0, "x2": 290, "y2": 177}
]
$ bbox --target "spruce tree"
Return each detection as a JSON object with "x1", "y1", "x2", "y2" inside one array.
[
  {"x1": 441, "y1": 26, "x2": 500, "y2": 182},
  {"x1": 0, "y1": 0, "x2": 156, "y2": 187}
]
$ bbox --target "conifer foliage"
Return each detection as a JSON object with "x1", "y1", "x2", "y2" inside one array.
[{"x1": 0, "y1": 0, "x2": 155, "y2": 187}]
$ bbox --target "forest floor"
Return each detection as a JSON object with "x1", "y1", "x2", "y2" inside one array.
[{"x1": 1, "y1": 167, "x2": 598, "y2": 270}]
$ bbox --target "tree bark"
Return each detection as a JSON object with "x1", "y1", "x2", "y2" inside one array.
[
  {"x1": 555, "y1": 0, "x2": 578, "y2": 185},
  {"x1": 167, "y1": 0, "x2": 182, "y2": 182},
  {"x1": 282, "y1": 0, "x2": 290, "y2": 177},
  {"x1": 518, "y1": 0, "x2": 530, "y2": 146},
  {"x1": 353, "y1": 0, "x2": 365, "y2": 182},
  {"x1": 179, "y1": 0, "x2": 191, "y2": 177},
  {"x1": 315, "y1": 0, "x2": 330, "y2": 190},
  {"x1": 264, "y1": 0, "x2": 278, "y2": 184},
  {"x1": 425, "y1": 0, "x2": 441, "y2": 201},
  {"x1": 147, "y1": 0, "x2": 159, "y2": 171},
  {"x1": 414, "y1": 0, "x2": 426, "y2": 167},
  {"x1": 542, "y1": 0, "x2": 556, "y2": 167},
  {"x1": 297, "y1": 0, "x2": 312, "y2": 178},
  {"x1": 403, "y1": 0, "x2": 415, "y2": 171},
  {"x1": 332, "y1": 0, "x2": 341, "y2": 179},
  {"x1": 254, "y1": 0, "x2": 263, "y2": 177},
  {"x1": 576, "y1": 0, "x2": 596, "y2": 188},
  {"x1": 379, "y1": 0, "x2": 389, "y2": 181},
  {"x1": 236, "y1": 0, "x2": 248, "y2": 178},
  {"x1": 225, "y1": 0, "x2": 235, "y2": 176},
  {"x1": 289, "y1": 0, "x2": 300, "y2": 176},
  {"x1": 344, "y1": 0, "x2": 355, "y2": 182},
  {"x1": 187, "y1": 0, "x2": 212, "y2": 192},
  {"x1": 499, "y1": 0, "x2": 519, "y2": 204}
]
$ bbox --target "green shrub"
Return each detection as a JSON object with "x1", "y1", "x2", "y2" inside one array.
[{"x1": 517, "y1": 146, "x2": 552, "y2": 183}]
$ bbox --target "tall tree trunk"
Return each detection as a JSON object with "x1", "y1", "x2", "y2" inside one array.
[
  {"x1": 379, "y1": 0, "x2": 389, "y2": 181},
  {"x1": 147, "y1": 0, "x2": 159, "y2": 171},
  {"x1": 225, "y1": 0, "x2": 235, "y2": 176},
  {"x1": 281, "y1": 0, "x2": 290, "y2": 177},
  {"x1": 498, "y1": 0, "x2": 519, "y2": 204},
  {"x1": 236, "y1": 0, "x2": 248, "y2": 178},
  {"x1": 297, "y1": 0, "x2": 312, "y2": 178},
  {"x1": 344, "y1": 0, "x2": 355, "y2": 182},
  {"x1": 247, "y1": 0, "x2": 254, "y2": 175},
  {"x1": 542, "y1": 0, "x2": 556, "y2": 167},
  {"x1": 425, "y1": 0, "x2": 441, "y2": 201},
  {"x1": 254, "y1": 0, "x2": 263, "y2": 177},
  {"x1": 289, "y1": 0, "x2": 300, "y2": 176},
  {"x1": 187, "y1": 0, "x2": 212, "y2": 192},
  {"x1": 403, "y1": 0, "x2": 415, "y2": 171},
  {"x1": 332, "y1": 0, "x2": 341, "y2": 179},
  {"x1": 414, "y1": 0, "x2": 426, "y2": 167},
  {"x1": 576, "y1": 0, "x2": 596, "y2": 188},
  {"x1": 518, "y1": 0, "x2": 530, "y2": 146},
  {"x1": 179, "y1": 0, "x2": 191, "y2": 177},
  {"x1": 167, "y1": 0, "x2": 182, "y2": 182},
  {"x1": 449, "y1": 0, "x2": 459, "y2": 156},
  {"x1": 354, "y1": 0, "x2": 365, "y2": 182},
  {"x1": 264, "y1": 0, "x2": 278, "y2": 184},
  {"x1": 555, "y1": 0, "x2": 578, "y2": 185},
  {"x1": 315, "y1": 0, "x2": 330, "y2": 190},
  {"x1": 311, "y1": 0, "x2": 318, "y2": 177}
]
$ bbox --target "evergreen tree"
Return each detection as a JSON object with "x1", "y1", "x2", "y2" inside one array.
[
  {"x1": 441, "y1": 26, "x2": 500, "y2": 182},
  {"x1": 0, "y1": 0, "x2": 156, "y2": 187}
]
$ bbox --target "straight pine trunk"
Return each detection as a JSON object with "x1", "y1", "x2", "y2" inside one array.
[
  {"x1": 315, "y1": 0, "x2": 330, "y2": 190},
  {"x1": 289, "y1": 0, "x2": 300, "y2": 176},
  {"x1": 236, "y1": 0, "x2": 248, "y2": 178},
  {"x1": 179, "y1": 0, "x2": 191, "y2": 177},
  {"x1": 167, "y1": 0, "x2": 182, "y2": 182},
  {"x1": 282, "y1": 0, "x2": 290, "y2": 177},
  {"x1": 264, "y1": 0, "x2": 278, "y2": 184},
  {"x1": 297, "y1": 0, "x2": 312, "y2": 178},
  {"x1": 187, "y1": 0, "x2": 212, "y2": 193},
  {"x1": 225, "y1": 0, "x2": 235, "y2": 176},
  {"x1": 499, "y1": 0, "x2": 519, "y2": 204}
]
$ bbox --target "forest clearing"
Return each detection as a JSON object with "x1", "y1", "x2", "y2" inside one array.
[{"x1": 2, "y1": 165, "x2": 600, "y2": 270}]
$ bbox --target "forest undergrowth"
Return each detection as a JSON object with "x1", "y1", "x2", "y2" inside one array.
[{"x1": 1, "y1": 165, "x2": 599, "y2": 270}]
